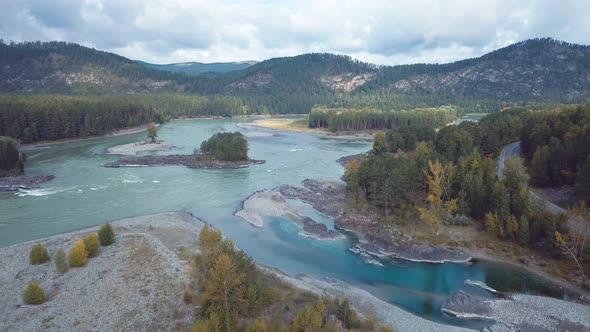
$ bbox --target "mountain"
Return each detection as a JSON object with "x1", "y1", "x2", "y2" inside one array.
[
  {"x1": 1, "y1": 38, "x2": 589, "y2": 112},
  {"x1": 135, "y1": 60, "x2": 257, "y2": 75}
]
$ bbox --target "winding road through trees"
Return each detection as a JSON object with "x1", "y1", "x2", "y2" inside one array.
[{"x1": 497, "y1": 141, "x2": 566, "y2": 215}]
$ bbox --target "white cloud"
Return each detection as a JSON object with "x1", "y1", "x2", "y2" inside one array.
[{"x1": 1, "y1": 0, "x2": 589, "y2": 65}]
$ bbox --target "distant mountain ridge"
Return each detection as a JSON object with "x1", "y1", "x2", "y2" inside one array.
[
  {"x1": 134, "y1": 60, "x2": 257, "y2": 75},
  {"x1": 1, "y1": 38, "x2": 589, "y2": 112}
]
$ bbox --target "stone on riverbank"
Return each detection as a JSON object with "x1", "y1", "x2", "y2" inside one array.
[
  {"x1": 442, "y1": 290, "x2": 590, "y2": 331},
  {"x1": 234, "y1": 190, "x2": 344, "y2": 240},
  {"x1": 0, "y1": 175, "x2": 55, "y2": 192}
]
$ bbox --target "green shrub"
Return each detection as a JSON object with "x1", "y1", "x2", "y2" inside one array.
[
  {"x1": 198, "y1": 132, "x2": 249, "y2": 161},
  {"x1": 69, "y1": 240, "x2": 88, "y2": 267},
  {"x1": 23, "y1": 282, "x2": 45, "y2": 305},
  {"x1": 83, "y1": 233, "x2": 100, "y2": 257},
  {"x1": 30, "y1": 244, "x2": 50, "y2": 265},
  {"x1": 98, "y1": 224, "x2": 115, "y2": 246},
  {"x1": 54, "y1": 248, "x2": 68, "y2": 273}
]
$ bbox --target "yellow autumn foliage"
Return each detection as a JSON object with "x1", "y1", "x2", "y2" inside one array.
[{"x1": 69, "y1": 239, "x2": 88, "y2": 267}]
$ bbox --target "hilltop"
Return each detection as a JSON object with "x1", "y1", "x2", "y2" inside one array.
[
  {"x1": 1, "y1": 38, "x2": 589, "y2": 112},
  {"x1": 134, "y1": 60, "x2": 257, "y2": 75}
]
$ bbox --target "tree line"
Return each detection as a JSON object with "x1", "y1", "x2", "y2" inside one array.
[
  {"x1": 0, "y1": 95, "x2": 254, "y2": 143},
  {"x1": 345, "y1": 107, "x2": 585, "y2": 257},
  {"x1": 308, "y1": 106, "x2": 460, "y2": 132},
  {"x1": 520, "y1": 105, "x2": 590, "y2": 204}
]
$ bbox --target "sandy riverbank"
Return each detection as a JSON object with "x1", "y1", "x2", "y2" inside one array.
[
  {"x1": 20, "y1": 124, "x2": 156, "y2": 151},
  {"x1": 0, "y1": 212, "x2": 201, "y2": 331},
  {"x1": 267, "y1": 266, "x2": 590, "y2": 331},
  {"x1": 0, "y1": 211, "x2": 466, "y2": 332},
  {"x1": 106, "y1": 141, "x2": 176, "y2": 155},
  {"x1": 238, "y1": 119, "x2": 374, "y2": 141},
  {"x1": 261, "y1": 266, "x2": 475, "y2": 332},
  {"x1": 2, "y1": 210, "x2": 589, "y2": 331}
]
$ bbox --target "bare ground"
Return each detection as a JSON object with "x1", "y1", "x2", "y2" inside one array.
[{"x1": 0, "y1": 212, "x2": 203, "y2": 332}]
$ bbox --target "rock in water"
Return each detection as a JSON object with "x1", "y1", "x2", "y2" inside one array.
[{"x1": 441, "y1": 291, "x2": 494, "y2": 320}]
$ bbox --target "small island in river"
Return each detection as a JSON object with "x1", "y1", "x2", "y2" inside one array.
[
  {"x1": 0, "y1": 136, "x2": 54, "y2": 192},
  {"x1": 106, "y1": 141, "x2": 176, "y2": 155},
  {"x1": 104, "y1": 131, "x2": 265, "y2": 169}
]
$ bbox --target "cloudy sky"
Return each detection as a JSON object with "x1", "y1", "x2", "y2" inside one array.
[{"x1": 1, "y1": 0, "x2": 589, "y2": 65}]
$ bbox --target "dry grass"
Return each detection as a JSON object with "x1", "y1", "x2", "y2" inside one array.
[
  {"x1": 252, "y1": 118, "x2": 375, "y2": 139},
  {"x1": 253, "y1": 118, "x2": 328, "y2": 134}
]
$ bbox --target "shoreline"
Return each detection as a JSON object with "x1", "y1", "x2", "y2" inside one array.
[
  {"x1": 276, "y1": 178, "x2": 590, "y2": 299},
  {"x1": 0, "y1": 211, "x2": 469, "y2": 332},
  {"x1": 2, "y1": 211, "x2": 589, "y2": 331},
  {"x1": 465, "y1": 248, "x2": 590, "y2": 301},
  {"x1": 0, "y1": 212, "x2": 202, "y2": 331},
  {"x1": 20, "y1": 124, "x2": 154, "y2": 151},
  {"x1": 103, "y1": 154, "x2": 265, "y2": 169},
  {"x1": 233, "y1": 189, "x2": 345, "y2": 240},
  {"x1": 238, "y1": 119, "x2": 374, "y2": 141},
  {"x1": 106, "y1": 141, "x2": 176, "y2": 155}
]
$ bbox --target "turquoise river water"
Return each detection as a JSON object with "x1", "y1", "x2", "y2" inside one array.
[{"x1": 0, "y1": 119, "x2": 575, "y2": 328}]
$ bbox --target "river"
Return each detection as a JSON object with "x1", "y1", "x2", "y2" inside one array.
[{"x1": 0, "y1": 118, "x2": 574, "y2": 328}]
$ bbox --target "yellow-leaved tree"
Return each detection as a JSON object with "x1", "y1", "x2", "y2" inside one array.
[
  {"x1": 202, "y1": 253, "x2": 245, "y2": 332},
  {"x1": 69, "y1": 239, "x2": 88, "y2": 267},
  {"x1": 418, "y1": 160, "x2": 457, "y2": 235}
]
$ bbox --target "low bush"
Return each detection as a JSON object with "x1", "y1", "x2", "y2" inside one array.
[
  {"x1": 30, "y1": 243, "x2": 50, "y2": 265},
  {"x1": 23, "y1": 282, "x2": 45, "y2": 305},
  {"x1": 98, "y1": 224, "x2": 115, "y2": 246},
  {"x1": 69, "y1": 240, "x2": 88, "y2": 267},
  {"x1": 83, "y1": 233, "x2": 100, "y2": 257},
  {"x1": 54, "y1": 248, "x2": 68, "y2": 273},
  {"x1": 444, "y1": 214, "x2": 472, "y2": 226}
]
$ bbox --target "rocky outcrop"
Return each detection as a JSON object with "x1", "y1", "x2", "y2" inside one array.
[
  {"x1": 351, "y1": 240, "x2": 471, "y2": 264},
  {"x1": 280, "y1": 178, "x2": 473, "y2": 264},
  {"x1": 0, "y1": 175, "x2": 55, "y2": 192},
  {"x1": 234, "y1": 189, "x2": 344, "y2": 240},
  {"x1": 320, "y1": 72, "x2": 376, "y2": 92},
  {"x1": 441, "y1": 290, "x2": 590, "y2": 331},
  {"x1": 300, "y1": 216, "x2": 343, "y2": 240},
  {"x1": 441, "y1": 291, "x2": 494, "y2": 320}
]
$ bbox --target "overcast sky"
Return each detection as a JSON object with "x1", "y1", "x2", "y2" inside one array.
[{"x1": 1, "y1": 0, "x2": 589, "y2": 65}]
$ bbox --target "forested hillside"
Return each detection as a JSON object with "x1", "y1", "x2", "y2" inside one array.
[
  {"x1": 135, "y1": 60, "x2": 256, "y2": 75},
  {"x1": 2, "y1": 38, "x2": 590, "y2": 113},
  {"x1": 344, "y1": 106, "x2": 588, "y2": 257}
]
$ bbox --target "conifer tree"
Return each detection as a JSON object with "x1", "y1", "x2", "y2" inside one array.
[{"x1": 98, "y1": 224, "x2": 115, "y2": 246}]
